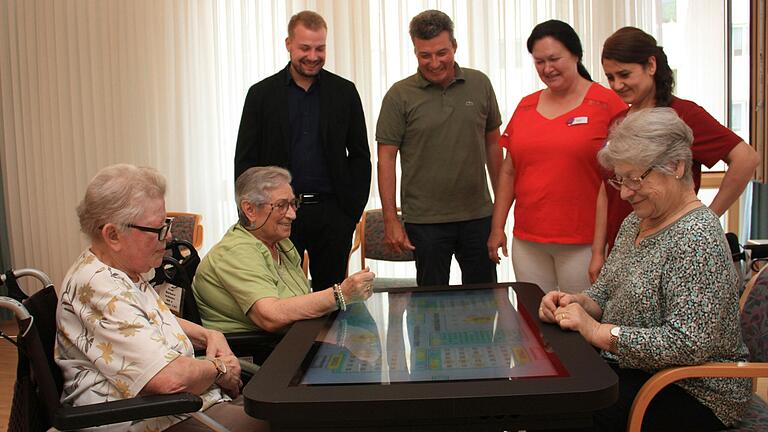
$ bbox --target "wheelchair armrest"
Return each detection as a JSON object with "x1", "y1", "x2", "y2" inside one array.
[
  {"x1": 225, "y1": 331, "x2": 284, "y2": 365},
  {"x1": 54, "y1": 392, "x2": 203, "y2": 430},
  {"x1": 239, "y1": 358, "x2": 261, "y2": 377},
  {"x1": 192, "y1": 331, "x2": 283, "y2": 357},
  {"x1": 193, "y1": 330, "x2": 284, "y2": 368},
  {"x1": 223, "y1": 330, "x2": 283, "y2": 352}
]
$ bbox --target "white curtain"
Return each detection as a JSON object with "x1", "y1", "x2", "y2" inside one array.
[{"x1": 1, "y1": 0, "x2": 669, "y2": 286}]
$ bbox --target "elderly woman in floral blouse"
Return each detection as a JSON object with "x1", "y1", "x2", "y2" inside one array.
[
  {"x1": 55, "y1": 164, "x2": 265, "y2": 432},
  {"x1": 539, "y1": 108, "x2": 750, "y2": 431}
]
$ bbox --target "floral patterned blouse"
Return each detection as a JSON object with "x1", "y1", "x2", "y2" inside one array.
[
  {"x1": 585, "y1": 206, "x2": 751, "y2": 427},
  {"x1": 55, "y1": 250, "x2": 227, "y2": 432}
]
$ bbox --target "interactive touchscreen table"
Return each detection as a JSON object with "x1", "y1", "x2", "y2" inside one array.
[{"x1": 244, "y1": 283, "x2": 618, "y2": 431}]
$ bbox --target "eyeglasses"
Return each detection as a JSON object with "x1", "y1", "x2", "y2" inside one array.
[
  {"x1": 607, "y1": 167, "x2": 654, "y2": 191},
  {"x1": 126, "y1": 217, "x2": 174, "y2": 241},
  {"x1": 265, "y1": 198, "x2": 301, "y2": 215}
]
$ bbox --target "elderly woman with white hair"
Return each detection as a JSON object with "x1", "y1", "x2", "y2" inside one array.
[
  {"x1": 538, "y1": 108, "x2": 751, "y2": 431},
  {"x1": 192, "y1": 166, "x2": 374, "y2": 352},
  {"x1": 56, "y1": 164, "x2": 266, "y2": 432}
]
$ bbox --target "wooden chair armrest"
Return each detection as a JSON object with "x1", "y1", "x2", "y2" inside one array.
[
  {"x1": 351, "y1": 221, "x2": 361, "y2": 255},
  {"x1": 628, "y1": 362, "x2": 768, "y2": 432},
  {"x1": 193, "y1": 224, "x2": 203, "y2": 249},
  {"x1": 358, "y1": 214, "x2": 367, "y2": 269}
]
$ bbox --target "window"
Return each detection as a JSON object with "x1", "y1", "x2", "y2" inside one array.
[
  {"x1": 700, "y1": 1, "x2": 750, "y2": 232},
  {"x1": 730, "y1": 102, "x2": 745, "y2": 133},
  {"x1": 652, "y1": 1, "x2": 749, "y2": 232},
  {"x1": 659, "y1": 3, "x2": 726, "y2": 173},
  {"x1": 662, "y1": 0, "x2": 677, "y2": 24},
  {"x1": 732, "y1": 25, "x2": 745, "y2": 57}
]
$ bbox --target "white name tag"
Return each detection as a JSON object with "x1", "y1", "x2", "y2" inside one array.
[{"x1": 567, "y1": 116, "x2": 588, "y2": 126}]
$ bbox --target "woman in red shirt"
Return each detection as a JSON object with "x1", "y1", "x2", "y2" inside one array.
[
  {"x1": 588, "y1": 27, "x2": 759, "y2": 282},
  {"x1": 488, "y1": 20, "x2": 625, "y2": 293}
]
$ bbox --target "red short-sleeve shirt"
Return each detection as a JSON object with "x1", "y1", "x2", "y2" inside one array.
[
  {"x1": 500, "y1": 83, "x2": 626, "y2": 244},
  {"x1": 604, "y1": 97, "x2": 744, "y2": 250}
]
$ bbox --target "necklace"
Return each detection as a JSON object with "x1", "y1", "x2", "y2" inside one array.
[
  {"x1": 267, "y1": 244, "x2": 281, "y2": 266},
  {"x1": 638, "y1": 197, "x2": 701, "y2": 237}
]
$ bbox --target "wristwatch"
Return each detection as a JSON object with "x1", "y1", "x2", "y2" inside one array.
[
  {"x1": 609, "y1": 326, "x2": 621, "y2": 352},
  {"x1": 208, "y1": 358, "x2": 227, "y2": 382}
]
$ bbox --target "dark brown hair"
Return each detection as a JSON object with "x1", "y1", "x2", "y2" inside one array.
[{"x1": 601, "y1": 27, "x2": 675, "y2": 107}]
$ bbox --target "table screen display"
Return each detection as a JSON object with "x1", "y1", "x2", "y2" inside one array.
[{"x1": 293, "y1": 287, "x2": 568, "y2": 385}]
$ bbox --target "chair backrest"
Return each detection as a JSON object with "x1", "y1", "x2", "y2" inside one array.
[
  {"x1": 726, "y1": 232, "x2": 748, "y2": 286},
  {"x1": 750, "y1": 257, "x2": 768, "y2": 274},
  {"x1": 168, "y1": 212, "x2": 204, "y2": 250},
  {"x1": 740, "y1": 265, "x2": 768, "y2": 362},
  {"x1": 359, "y1": 209, "x2": 414, "y2": 268},
  {"x1": 151, "y1": 240, "x2": 202, "y2": 324},
  {"x1": 0, "y1": 269, "x2": 62, "y2": 431},
  {"x1": 20, "y1": 286, "x2": 63, "y2": 423}
]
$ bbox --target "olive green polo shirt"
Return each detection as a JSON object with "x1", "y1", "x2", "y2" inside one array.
[
  {"x1": 192, "y1": 223, "x2": 310, "y2": 333},
  {"x1": 376, "y1": 64, "x2": 502, "y2": 224}
]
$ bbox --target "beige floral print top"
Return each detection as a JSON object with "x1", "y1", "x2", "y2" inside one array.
[{"x1": 55, "y1": 249, "x2": 226, "y2": 432}]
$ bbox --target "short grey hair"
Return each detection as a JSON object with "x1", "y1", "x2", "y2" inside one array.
[
  {"x1": 409, "y1": 10, "x2": 456, "y2": 46},
  {"x1": 235, "y1": 166, "x2": 292, "y2": 226},
  {"x1": 77, "y1": 164, "x2": 167, "y2": 241},
  {"x1": 598, "y1": 107, "x2": 694, "y2": 184}
]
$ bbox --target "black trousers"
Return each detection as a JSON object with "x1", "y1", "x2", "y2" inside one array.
[
  {"x1": 404, "y1": 216, "x2": 496, "y2": 286},
  {"x1": 533, "y1": 363, "x2": 727, "y2": 432},
  {"x1": 290, "y1": 197, "x2": 356, "y2": 291},
  {"x1": 591, "y1": 363, "x2": 727, "y2": 432}
]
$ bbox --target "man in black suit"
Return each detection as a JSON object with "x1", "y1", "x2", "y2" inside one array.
[{"x1": 234, "y1": 10, "x2": 371, "y2": 292}]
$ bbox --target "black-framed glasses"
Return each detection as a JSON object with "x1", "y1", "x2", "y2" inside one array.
[
  {"x1": 607, "y1": 167, "x2": 654, "y2": 191},
  {"x1": 127, "y1": 217, "x2": 174, "y2": 241},
  {"x1": 265, "y1": 198, "x2": 301, "y2": 215}
]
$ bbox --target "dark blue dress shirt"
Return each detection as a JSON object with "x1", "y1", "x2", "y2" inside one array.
[{"x1": 287, "y1": 71, "x2": 333, "y2": 194}]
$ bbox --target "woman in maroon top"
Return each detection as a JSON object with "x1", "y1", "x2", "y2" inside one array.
[{"x1": 588, "y1": 27, "x2": 759, "y2": 282}]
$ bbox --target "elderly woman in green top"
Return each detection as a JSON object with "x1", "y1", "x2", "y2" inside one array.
[
  {"x1": 193, "y1": 166, "x2": 374, "y2": 339},
  {"x1": 539, "y1": 108, "x2": 750, "y2": 431}
]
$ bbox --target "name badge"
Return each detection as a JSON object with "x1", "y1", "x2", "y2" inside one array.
[{"x1": 567, "y1": 116, "x2": 588, "y2": 126}]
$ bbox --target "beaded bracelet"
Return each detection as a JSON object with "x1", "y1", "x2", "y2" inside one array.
[{"x1": 333, "y1": 283, "x2": 347, "y2": 311}]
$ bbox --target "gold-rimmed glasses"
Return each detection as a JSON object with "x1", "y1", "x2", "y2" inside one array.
[
  {"x1": 607, "y1": 167, "x2": 654, "y2": 191},
  {"x1": 265, "y1": 198, "x2": 301, "y2": 215}
]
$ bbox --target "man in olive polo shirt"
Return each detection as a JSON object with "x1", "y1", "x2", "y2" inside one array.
[{"x1": 376, "y1": 10, "x2": 502, "y2": 286}]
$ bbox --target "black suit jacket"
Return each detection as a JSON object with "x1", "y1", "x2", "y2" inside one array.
[{"x1": 234, "y1": 64, "x2": 371, "y2": 220}]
